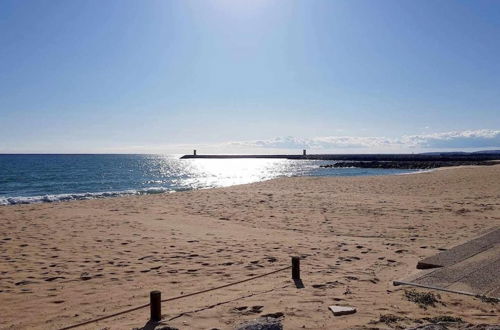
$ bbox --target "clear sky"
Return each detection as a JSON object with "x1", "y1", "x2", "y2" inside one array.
[{"x1": 1, "y1": 0, "x2": 499, "y2": 153}]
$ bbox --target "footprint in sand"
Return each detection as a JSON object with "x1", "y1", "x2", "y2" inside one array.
[
  {"x1": 45, "y1": 276, "x2": 65, "y2": 282},
  {"x1": 15, "y1": 280, "x2": 37, "y2": 286},
  {"x1": 232, "y1": 305, "x2": 264, "y2": 315},
  {"x1": 80, "y1": 273, "x2": 92, "y2": 281}
]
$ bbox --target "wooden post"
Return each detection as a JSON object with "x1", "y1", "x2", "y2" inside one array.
[
  {"x1": 303, "y1": 149, "x2": 306, "y2": 156},
  {"x1": 150, "y1": 290, "x2": 161, "y2": 321},
  {"x1": 193, "y1": 149, "x2": 197, "y2": 156},
  {"x1": 292, "y1": 256, "x2": 300, "y2": 280}
]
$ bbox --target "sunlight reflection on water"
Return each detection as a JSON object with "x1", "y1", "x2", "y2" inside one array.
[{"x1": 175, "y1": 158, "x2": 313, "y2": 189}]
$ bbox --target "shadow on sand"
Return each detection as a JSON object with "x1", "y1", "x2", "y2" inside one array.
[
  {"x1": 294, "y1": 278, "x2": 304, "y2": 289},
  {"x1": 137, "y1": 319, "x2": 178, "y2": 330}
]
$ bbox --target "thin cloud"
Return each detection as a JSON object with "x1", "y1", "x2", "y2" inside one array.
[
  {"x1": 6, "y1": 129, "x2": 496, "y2": 154},
  {"x1": 402, "y1": 129, "x2": 500, "y2": 149},
  {"x1": 228, "y1": 129, "x2": 500, "y2": 151}
]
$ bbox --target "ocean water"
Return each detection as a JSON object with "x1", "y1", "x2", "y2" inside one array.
[{"x1": 0, "y1": 154, "x2": 418, "y2": 205}]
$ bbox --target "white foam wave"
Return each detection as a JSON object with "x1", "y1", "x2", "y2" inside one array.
[
  {"x1": 395, "y1": 169, "x2": 435, "y2": 175},
  {"x1": 0, "y1": 187, "x2": 174, "y2": 206}
]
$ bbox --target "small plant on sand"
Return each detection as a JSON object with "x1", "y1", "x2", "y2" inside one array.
[
  {"x1": 378, "y1": 314, "x2": 405, "y2": 324},
  {"x1": 476, "y1": 295, "x2": 499, "y2": 304},
  {"x1": 423, "y1": 315, "x2": 463, "y2": 323},
  {"x1": 404, "y1": 289, "x2": 440, "y2": 308}
]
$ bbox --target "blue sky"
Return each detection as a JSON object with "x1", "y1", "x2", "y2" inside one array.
[{"x1": 0, "y1": 0, "x2": 499, "y2": 153}]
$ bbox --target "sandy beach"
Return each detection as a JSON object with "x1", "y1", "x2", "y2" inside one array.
[{"x1": 1, "y1": 165, "x2": 499, "y2": 330}]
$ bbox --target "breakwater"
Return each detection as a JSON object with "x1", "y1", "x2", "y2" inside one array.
[
  {"x1": 320, "y1": 160, "x2": 497, "y2": 170},
  {"x1": 180, "y1": 153, "x2": 500, "y2": 161}
]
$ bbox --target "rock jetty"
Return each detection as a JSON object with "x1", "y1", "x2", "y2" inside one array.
[{"x1": 320, "y1": 161, "x2": 496, "y2": 170}]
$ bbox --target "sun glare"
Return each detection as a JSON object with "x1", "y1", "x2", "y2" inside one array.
[{"x1": 210, "y1": 0, "x2": 271, "y2": 16}]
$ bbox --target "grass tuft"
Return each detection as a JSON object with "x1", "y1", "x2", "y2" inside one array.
[
  {"x1": 379, "y1": 314, "x2": 405, "y2": 324},
  {"x1": 404, "y1": 289, "x2": 440, "y2": 308},
  {"x1": 423, "y1": 315, "x2": 463, "y2": 323},
  {"x1": 476, "y1": 295, "x2": 499, "y2": 304}
]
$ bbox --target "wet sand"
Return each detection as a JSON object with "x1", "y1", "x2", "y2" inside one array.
[{"x1": 1, "y1": 165, "x2": 499, "y2": 329}]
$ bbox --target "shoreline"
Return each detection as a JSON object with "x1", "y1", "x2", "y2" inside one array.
[
  {"x1": 0, "y1": 187, "x2": 177, "y2": 207},
  {"x1": 6, "y1": 157, "x2": 497, "y2": 208},
  {"x1": 0, "y1": 164, "x2": 484, "y2": 207},
  {"x1": 0, "y1": 164, "x2": 488, "y2": 206},
  {"x1": 0, "y1": 165, "x2": 499, "y2": 329},
  {"x1": 0, "y1": 168, "x2": 420, "y2": 207}
]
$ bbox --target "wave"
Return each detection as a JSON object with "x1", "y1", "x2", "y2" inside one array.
[
  {"x1": 395, "y1": 169, "x2": 435, "y2": 176},
  {"x1": 0, "y1": 187, "x2": 175, "y2": 206}
]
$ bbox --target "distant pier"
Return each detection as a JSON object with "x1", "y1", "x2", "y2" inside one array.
[{"x1": 180, "y1": 153, "x2": 500, "y2": 162}]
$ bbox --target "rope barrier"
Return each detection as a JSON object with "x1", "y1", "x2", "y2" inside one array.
[
  {"x1": 161, "y1": 265, "x2": 291, "y2": 302},
  {"x1": 58, "y1": 265, "x2": 291, "y2": 330}
]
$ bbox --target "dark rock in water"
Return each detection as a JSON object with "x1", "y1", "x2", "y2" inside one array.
[
  {"x1": 235, "y1": 315, "x2": 283, "y2": 330},
  {"x1": 320, "y1": 160, "x2": 496, "y2": 170}
]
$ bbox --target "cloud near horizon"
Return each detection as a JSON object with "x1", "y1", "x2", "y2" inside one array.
[
  {"x1": 226, "y1": 129, "x2": 500, "y2": 152},
  {"x1": 2, "y1": 129, "x2": 498, "y2": 154}
]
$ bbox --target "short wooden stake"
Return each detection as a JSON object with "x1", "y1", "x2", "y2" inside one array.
[
  {"x1": 292, "y1": 256, "x2": 300, "y2": 280},
  {"x1": 150, "y1": 290, "x2": 161, "y2": 321}
]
